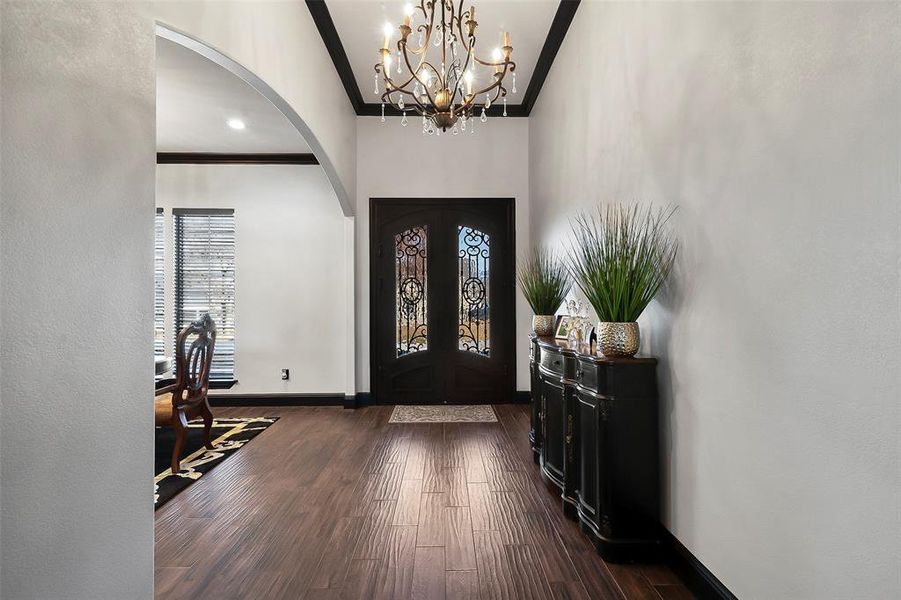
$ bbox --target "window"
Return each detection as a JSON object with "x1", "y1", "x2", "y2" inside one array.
[
  {"x1": 458, "y1": 226, "x2": 490, "y2": 356},
  {"x1": 395, "y1": 225, "x2": 428, "y2": 356},
  {"x1": 173, "y1": 208, "x2": 236, "y2": 380},
  {"x1": 154, "y1": 209, "x2": 166, "y2": 357}
]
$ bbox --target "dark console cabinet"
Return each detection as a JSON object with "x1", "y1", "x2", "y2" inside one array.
[{"x1": 529, "y1": 335, "x2": 660, "y2": 562}]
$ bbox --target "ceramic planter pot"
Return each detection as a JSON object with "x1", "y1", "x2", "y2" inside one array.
[
  {"x1": 598, "y1": 321, "x2": 640, "y2": 357},
  {"x1": 532, "y1": 315, "x2": 555, "y2": 336}
]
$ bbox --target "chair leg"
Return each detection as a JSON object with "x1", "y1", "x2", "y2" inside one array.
[
  {"x1": 171, "y1": 411, "x2": 189, "y2": 474},
  {"x1": 201, "y1": 399, "x2": 215, "y2": 450}
]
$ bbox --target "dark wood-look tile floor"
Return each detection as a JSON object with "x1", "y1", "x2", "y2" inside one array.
[{"x1": 155, "y1": 404, "x2": 693, "y2": 599}]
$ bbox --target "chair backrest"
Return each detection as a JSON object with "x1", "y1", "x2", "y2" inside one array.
[{"x1": 173, "y1": 314, "x2": 217, "y2": 406}]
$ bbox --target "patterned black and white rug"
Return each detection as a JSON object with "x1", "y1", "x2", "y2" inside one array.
[
  {"x1": 155, "y1": 417, "x2": 278, "y2": 509},
  {"x1": 388, "y1": 405, "x2": 497, "y2": 423}
]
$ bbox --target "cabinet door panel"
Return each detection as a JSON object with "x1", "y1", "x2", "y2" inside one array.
[
  {"x1": 541, "y1": 377, "x2": 566, "y2": 483},
  {"x1": 577, "y1": 391, "x2": 597, "y2": 517},
  {"x1": 529, "y1": 343, "x2": 542, "y2": 454}
]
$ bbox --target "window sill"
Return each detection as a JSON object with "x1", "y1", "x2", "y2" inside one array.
[{"x1": 210, "y1": 379, "x2": 238, "y2": 390}]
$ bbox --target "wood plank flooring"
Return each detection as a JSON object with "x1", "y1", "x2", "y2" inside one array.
[{"x1": 155, "y1": 404, "x2": 692, "y2": 599}]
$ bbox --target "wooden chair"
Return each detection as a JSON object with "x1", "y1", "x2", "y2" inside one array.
[{"x1": 155, "y1": 314, "x2": 217, "y2": 473}]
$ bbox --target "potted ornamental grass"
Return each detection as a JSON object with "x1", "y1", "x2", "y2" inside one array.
[
  {"x1": 518, "y1": 247, "x2": 571, "y2": 336},
  {"x1": 568, "y1": 203, "x2": 678, "y2": 357}
]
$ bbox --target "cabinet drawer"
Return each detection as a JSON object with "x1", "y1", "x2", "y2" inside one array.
[
  {"x1": 539, "y1": 348, "x2": 566, "y2": 376},
  {"x1": 575, "y1": 359, "x2": 607, "y2": 392}
]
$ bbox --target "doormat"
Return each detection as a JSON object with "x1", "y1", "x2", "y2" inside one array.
[{"x1": 389, "y1": 405, "x2": 497, "y2": 423}]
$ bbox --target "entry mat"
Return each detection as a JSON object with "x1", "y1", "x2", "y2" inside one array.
[{"x1": 388, "y1": 405, "x2": 497, "y2": 423}]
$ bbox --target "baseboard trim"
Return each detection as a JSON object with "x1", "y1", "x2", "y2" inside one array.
[
  {"x1": 208, "y1": 393, "x2": 344, "y2": 407},
  {"x1": 344, "y1": 392, "x2": 372, "y2": 409},
  {"x1": 663, "y1": 529, "x2": 737, "y2": 600},
  {"x1": 344, "y1": 392, "x2": 529, "y2": 408}
]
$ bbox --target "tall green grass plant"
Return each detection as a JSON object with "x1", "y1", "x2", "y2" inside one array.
[
  {"x1": 568, "y1": 204, "x2": 678, "y2": 322},
  {"x1": 517, "y1": 248, "x2": 571, "y2": 315}
]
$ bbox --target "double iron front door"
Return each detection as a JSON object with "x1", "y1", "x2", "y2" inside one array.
[{"x1": 371, "y1": 198, "x2": 515, "y2": 404}]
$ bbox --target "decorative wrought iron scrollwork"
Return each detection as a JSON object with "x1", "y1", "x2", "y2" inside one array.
[
  {"x1": 457, "y1": 226, "x2": 490, "y2": 356},
  {"x1": 396, "y1": 226, "x2": 428, "y2": 356}
]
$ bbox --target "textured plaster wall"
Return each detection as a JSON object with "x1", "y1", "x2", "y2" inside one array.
[
  {"x1": 1, "y1": 2, "x2": 156, "y2": 598},
  {"x1": 529, "y1": 2, "x2": 901, "y2": 598},
  {"x1": 156, "y1": 164, "x2": 349, "y2": 395}
]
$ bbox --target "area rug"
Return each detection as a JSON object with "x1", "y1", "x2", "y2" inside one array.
[
  {"x1": 155, "y1": 417, "x2": 278, "y2": 509},
  {"x1": 389, "y1": 405, "x2": 497, "y2": 423}
]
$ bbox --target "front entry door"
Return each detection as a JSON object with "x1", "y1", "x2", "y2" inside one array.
[{"x1": 371, "y1": 198, "x2": 515, "y2": 404}]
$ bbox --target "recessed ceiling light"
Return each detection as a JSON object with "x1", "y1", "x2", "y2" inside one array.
[{"x1": 227, "y1": 118, "x2": 246, "y2": 130}]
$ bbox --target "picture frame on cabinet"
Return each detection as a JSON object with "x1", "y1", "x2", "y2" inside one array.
[{"x1": 554, "y1": 315, "x2": 572, "y2": 340}]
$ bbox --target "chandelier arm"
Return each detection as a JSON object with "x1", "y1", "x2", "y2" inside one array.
[
  {"x1": 379, "y1": 76, "x2": 429, "y2": 111},
  {"x1": 471, "y1": 56, "x2": 516, "y2": 72},
  {"x1": 403, "y1": 1, "x2": 437, "y2": 57},
  {"x1": 383, "y1": 71, "x2": 422, "y2": 96},
  {"x1": 455, "y1": 7, "x2": 472, "y2": 55},
  {"x1": 439, "y1": 0, "x2": 446, "y2": 80},
  {"x1": 468, "y1": 63, "x2": 515, "y2": 99},
  {"x1": 470, "y1": 81, "x2": 500, "y2": 101},
  {"x1": 448, "y1": 55, "x2": 470, "y2": 108},
  {"x1": 472, "y1": 64, "x2": 515, "y2": 101},
  {"x1": 406, "y1": 25, "x2": 431, "y2": 55},
  {"x1": 380, "y1": 89, "x2": 428, "y2": 115},
  {"x1": 418, "y1": 60, "x2": 443, "y2": 80},
  {"x1": 401, "y1": 45, "x2": 437, "y2": 108},
  {"x1": 453, "y1": 0, "x2": 467, "y2": 48},
  {"x1": 415, "y1": 0, "x2": 428, "y2": 20},
  {"x1": 404, "y1": 0, "x2": 434, "y2": 55},
  {"x1": 458, "y1": 4, "x2": 479, "y2": 59},
  {"x1": 379, "y1": 67, "x2": 421, "y2": 108}
]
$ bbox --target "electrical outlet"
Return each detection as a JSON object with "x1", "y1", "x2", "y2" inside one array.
[{"x1": 281, "y1": 368, "x2": 289, "y2": 381}]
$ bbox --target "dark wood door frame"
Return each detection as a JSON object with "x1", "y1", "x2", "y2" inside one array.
[{"x1": 369, "y1": 197, "x2": 516, "y2": 405}]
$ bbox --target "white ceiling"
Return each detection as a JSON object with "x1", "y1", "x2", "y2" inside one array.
[
  {"x1": 156, "y1": 37, "x2": 311, "y2": 153},
  {"x1": 326, "y1": 0, "x2": 559, "y2": 106}
]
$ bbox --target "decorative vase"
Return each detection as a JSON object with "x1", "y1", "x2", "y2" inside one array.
[
  {"x1": 532, "y1": 315, "x2": 555, "y2": 336},
  {"x1": 597, "y1": 322, "x2": 640, "y2": 357}
]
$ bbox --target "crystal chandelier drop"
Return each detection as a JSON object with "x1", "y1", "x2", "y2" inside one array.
[{"x1": 375, "y1": 2, "x2": 516, "y2": 135}]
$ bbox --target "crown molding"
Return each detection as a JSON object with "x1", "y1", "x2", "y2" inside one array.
[{"x1": 156, "y1": 153, "x2": 319, "y2": 165}]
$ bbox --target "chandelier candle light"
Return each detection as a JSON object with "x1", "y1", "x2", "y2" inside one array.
[{"x1": 375, "y1": 1, "x2": 516, "y2": 135}]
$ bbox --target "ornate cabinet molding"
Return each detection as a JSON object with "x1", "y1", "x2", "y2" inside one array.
[{"x1": 529, "y1": 335, "x2": 661, "y2": 562}]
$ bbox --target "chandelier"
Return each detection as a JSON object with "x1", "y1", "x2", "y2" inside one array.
[{"x1": 375, "y1": 2, "x2": 516, "y2": 134}]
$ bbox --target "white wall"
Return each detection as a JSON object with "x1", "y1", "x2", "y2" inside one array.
[
  {"x1": 157, "y1": 164, "x2": 349, "y2": 396},
  {"x1": 355, "y1": 117, "x2": 531, "y2": 394},
  {"x1": 529, "y1": 2, "x2": 900, "y2": 598},
  {"x1": 1, "y1": 3, "x2": 155, "y2": 598},
  {"x1": 152, "y1": 0, "x2": 357, "y2": 215}
]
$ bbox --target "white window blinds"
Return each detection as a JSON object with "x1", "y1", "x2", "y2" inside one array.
[
  {"x1": 154, "y1": 209, "x2": 166, "y2": 357},
  {"x1": 173, "y1": 208, "x2": 236, "y2": 380}
]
